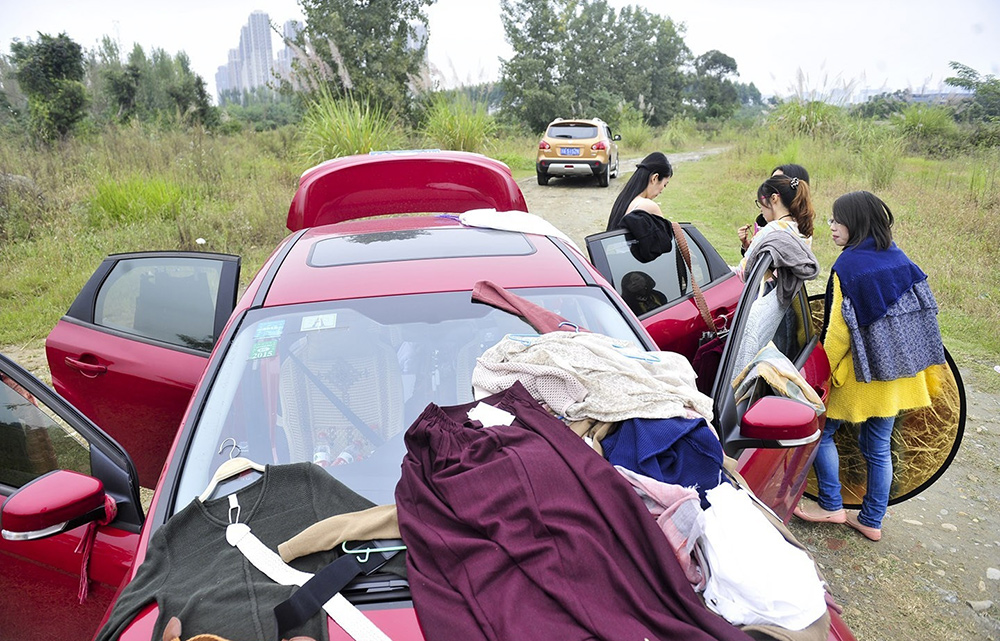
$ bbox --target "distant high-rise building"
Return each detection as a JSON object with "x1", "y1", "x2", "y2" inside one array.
[
  {"x1": 218, "y1": 11, "x2": 302, "y2": 104},
  {"x1": 214, "y1": 65, "x2": 230, "y2": 96},
  {"x1": 275, "y1": 20, "x2": 303, "y2": 81},
  {"x1": 242, "y1": 11, "x2": 273, "y2": 89},
  {"x1": 407, "y1": 22, "x2": 428, "y2": 52}
]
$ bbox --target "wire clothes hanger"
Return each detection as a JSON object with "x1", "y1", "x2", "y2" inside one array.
[{"x1": 198, "y1": 438, "x2": 266, "y2": 502}]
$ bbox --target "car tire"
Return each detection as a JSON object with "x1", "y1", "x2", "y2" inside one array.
[
  {"x1": 537, "y1": 172, "x2": 550, "y2": 186},
  {"x1": 611, "y1": 155, "x2": 620, "y2": 179},
  {"x1": 597, "y1": 164, "x2": 610, "y2": 187}
]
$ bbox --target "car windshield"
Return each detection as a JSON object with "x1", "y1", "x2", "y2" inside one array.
[
  {"x1": 174, "y1": 287, "x2": 643, "y2": 511},
  {"x1": 547, "y1": 124, "x2": 598, "y2": 139}
]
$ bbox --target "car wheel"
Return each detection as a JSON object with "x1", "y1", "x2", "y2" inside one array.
[
  {"x1": 597, "y1": 164, "x2": 610, "y2": 187},
  {"x1": 611, "y1": 155, "x2": 620, "y2": 179},
  {"x1": 537, "y1": 172, "x2": 550, "y2": 186}
]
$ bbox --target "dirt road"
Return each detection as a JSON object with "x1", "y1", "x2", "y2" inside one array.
[{"x1": 520, "y1": 154, "x2": 1000, "y2": 641}]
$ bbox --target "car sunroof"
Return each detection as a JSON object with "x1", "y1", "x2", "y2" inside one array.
[{"x1": 309, "y1": 227, "x2": 536, "y2": 267}]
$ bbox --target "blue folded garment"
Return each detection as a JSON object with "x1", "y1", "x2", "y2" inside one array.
[{"x1": 603, "y1": 416, "x2": 724, "y2": 508}]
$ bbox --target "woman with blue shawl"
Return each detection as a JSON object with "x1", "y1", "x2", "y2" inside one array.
[{"x1": 794, "y1": 191, "x2": 945, "y2": 541}]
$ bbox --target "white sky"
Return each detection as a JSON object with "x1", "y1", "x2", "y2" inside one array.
[{"x1": 1, "y1": 0, "x2": 998, "y2": 103}]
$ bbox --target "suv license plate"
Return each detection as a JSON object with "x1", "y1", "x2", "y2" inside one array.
[{"x1": 559, "y1": 147, "x2": 581, "y2": 156}]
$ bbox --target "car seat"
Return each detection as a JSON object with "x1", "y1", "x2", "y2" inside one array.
[
  {"x1": 278, "y1": 311, "x2": 404, "y2": 465},
  {"x1": 132, "y1": 269, "x2": 216, "y2": 350}
]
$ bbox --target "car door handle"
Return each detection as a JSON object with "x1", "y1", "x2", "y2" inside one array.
[{"x1": 65, "y1": 356, "x2": 108, "y2": 377}]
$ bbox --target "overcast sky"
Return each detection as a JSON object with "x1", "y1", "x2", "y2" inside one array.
[{"x1": 2, "y1": 0, "x2": 998, "y2": 103}]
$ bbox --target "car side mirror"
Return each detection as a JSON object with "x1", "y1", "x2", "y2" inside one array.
[
  {"x1": 1, "y1": 470, "x2": 107, "y2": 541},
  {"x1": 739, "y1": 396, "x2": 820, "y2": 446},
  {"x1": 613, "y1": 134, "x2": 621, "y2": 141}
]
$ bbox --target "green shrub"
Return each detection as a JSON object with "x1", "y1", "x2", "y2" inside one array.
[
  {"x1": 88, "y1": 176, "x2": 192, "y2": 226},
  {"x1": 657, "y1": 117, "x2": 699, "y2": 150},
  {"x1": 893, "y1": 104, "x2": 962, "y2": 154},
  {"x1": 967, "y1": 120, "x2": 1000, "y2": 149},
  {"x1": 618, "y1": 118, "x2": 654, "y2": 151},
  {"x1": 0, "y1": 174, "x2": 45, "y2": 244},
  {"x1": 421, "y1": 93, "x2": 496, "y2": 153},
  {"x1": 483, "y1": 129, "x2": 537, "y2": 174},
  {"x1": 765, "y1": 100, "x2": 848, "y2": 139},
  {"x1": 297, "y1": 90, "x2": 403, "y2": 165}
]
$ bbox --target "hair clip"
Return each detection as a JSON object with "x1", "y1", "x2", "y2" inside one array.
[{"x1": 789, "y1": 176, "x2": 800, "y2": 190}]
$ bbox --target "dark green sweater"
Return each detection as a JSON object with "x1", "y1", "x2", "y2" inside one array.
[{"x1": 96, "y1": 462, "x2": 398, "y2": 641}]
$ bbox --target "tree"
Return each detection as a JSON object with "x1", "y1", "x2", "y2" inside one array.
[
  {"x1": 499, "y1": 0, "x2": 690, "y2": 130},
  {"x1": 611, "y1": 7, "x2": 689, "y2": 126},
  {"x1": 850, "y1": 89, "x2": 910, "y2": 120},
  {"x1": 686, "y1": 49, "x2": 740, "y2": 120},
  {"x1": 0, "y1": 54, "x2": 28, "y2": 126},
  {"x1": 84, "y1": 42, "x2": 218, "y2": 128},
  {"x1": 736, "y1": 81, "x2": 763, "y2": 107},
  {"x1": 298, "y1": 0, "x2": 434, "y2": 119},
  {"x1": 945, "y1": 61, "x2": 1000, "y2": 122},
  {"x1": 499, "y1": 0, "x2": 572, "y2": 131},
  {"x1": 560, "y1": 0, "x2": 621, "y2": 116},
  {"x1": 9, "y1": 33, "x2": 88, "y2": 139}
]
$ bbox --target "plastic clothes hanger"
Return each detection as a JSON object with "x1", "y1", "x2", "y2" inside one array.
[
  {"x1": 341, "y1": 541, "x2": 408, "y2": 563},
  {"x1": 198, "y1": 438, "x2": 265, "y2": 502}
]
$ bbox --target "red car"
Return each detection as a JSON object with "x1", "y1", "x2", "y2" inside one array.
[{"x1": 1, "y1": 150, "x2": 852, "y2": 641}]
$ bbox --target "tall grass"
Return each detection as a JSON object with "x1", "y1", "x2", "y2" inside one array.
[
  {"x1": 617, "y1": 112, "x2": 655, "y2": 152},
  {"x1": 843, "y1": 120, "x2": 906, "y2": 190},
  {"x1": 765, "y1": 100, "x2": 849, "y2": 139},
  {"x1": 297, "y1": 89, "x2": 404, "y2": 165},
  {"x1": 88, "y1": 177, "x2": 193, "y2": 226},
  {"x1": 0, "y1": 124, "x2": 301, "y2": 347},
  {"x1": 487, "y1": 131, "x2": 538, "y2": 173},
  {"x1": 894, "y1": 104, "x2": 961, "y2": 154},
  {"x1": 421, "y1": 94, "x2": 496, "y2": 153},
  {"x1": 1, "y1": 120, "x2": 997, "y2": 391}
]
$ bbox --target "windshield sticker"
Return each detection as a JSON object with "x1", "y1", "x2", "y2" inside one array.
[
  {"x1": 254, "y1": 320, "x2": 285, "y2": 339},
  {"x1": 301, "y1": 313, "x2": 338, "y2": 332},
  {"x1": 249, "y1": 339, "x2": 278, "y2": 360}
]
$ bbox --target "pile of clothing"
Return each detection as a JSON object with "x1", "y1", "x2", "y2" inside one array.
[
  {"x1": 94, "y1": 288, "x2": 832, "y2": 641},
  {"x1": 395, "y1": 329, "x2": 831, "y2": 641}
]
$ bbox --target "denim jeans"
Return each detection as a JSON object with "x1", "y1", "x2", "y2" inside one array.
[{"x1": 813, "y1": 415, "x2": 895, "y2": 529}]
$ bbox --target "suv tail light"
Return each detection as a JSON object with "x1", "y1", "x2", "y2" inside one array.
[
  {"x1": 591, "y1": 141, "x2": 607, "y2": 151},
  {"x1": 539, "y1": 140, "x2": 551, "y2": 150}
]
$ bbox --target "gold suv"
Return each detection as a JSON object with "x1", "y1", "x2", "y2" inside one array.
[{"x1": 536, "y1": 117, "x2": 621, "y2": 187}]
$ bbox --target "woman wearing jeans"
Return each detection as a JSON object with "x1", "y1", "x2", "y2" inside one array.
[{"x1": 794, "y1": 191, "x2": 945, "y2": 541}]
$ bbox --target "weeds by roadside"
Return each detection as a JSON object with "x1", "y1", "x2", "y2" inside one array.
[{"x1": 1, "y1": 110, "x2": 997, "y2": 391}]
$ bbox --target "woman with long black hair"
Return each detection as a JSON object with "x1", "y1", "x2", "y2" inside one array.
[{"x1": 606, "y1": 152, "x2": 674, "y2": 231}]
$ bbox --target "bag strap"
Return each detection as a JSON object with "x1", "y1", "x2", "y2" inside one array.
[{"x1": 671, "y1": 221, "x2": 719, "y2": 333}]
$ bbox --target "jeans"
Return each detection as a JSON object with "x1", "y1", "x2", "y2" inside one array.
[{"x1": 813, "y1": 415, "x2": 895, "y2": 529}]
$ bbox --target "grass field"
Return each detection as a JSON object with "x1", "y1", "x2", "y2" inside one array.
[{"x1": 1, "y1": 120, "x2": 997, "y2": 391}]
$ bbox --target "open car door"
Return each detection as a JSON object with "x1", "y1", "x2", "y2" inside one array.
[
  {"x1": 707, "y1": 253, "x2": 831, "y2": 522},
  {"x1": 45, "y1": 251, "x2": 240, "y2": 488},
  {"x1": 0, "y1": 352, "x2": 143, "y2": 641},
  {"x1": 585, "y1": 223, "x2": 743, "y2": 360},
  {"x1": 802, "y1": 294, "x2": 965, "y2": 508}
]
